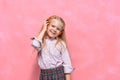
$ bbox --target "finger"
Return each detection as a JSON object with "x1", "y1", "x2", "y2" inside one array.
[{"x1": 43, "y1": 20, "x2": 48, "y2": 25}]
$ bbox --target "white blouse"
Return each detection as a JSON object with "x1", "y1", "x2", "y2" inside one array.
[{"x1": 31, "y1": 37, "x2": 73, "y2": 73}]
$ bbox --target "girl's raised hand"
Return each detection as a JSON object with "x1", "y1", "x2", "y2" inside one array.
[
  {"x1": 42, "y1": 20, "x2": 49, "y2": 31},
  {"x1": 35, "y1": 20, "x2": 49, "y2": 40}
]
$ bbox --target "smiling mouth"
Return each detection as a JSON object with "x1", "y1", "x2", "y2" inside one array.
[{"x1": 50, "y1": 30, "x2": 56, "y2": 35}]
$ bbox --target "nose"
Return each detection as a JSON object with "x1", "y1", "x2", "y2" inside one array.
[{"x1": 53, "y1": 27, "x2": 57, "y2": 32}]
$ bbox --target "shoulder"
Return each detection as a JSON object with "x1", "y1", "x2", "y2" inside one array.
[{"x1": 58, "y1": 39, "x2": 67, "y2": 49}]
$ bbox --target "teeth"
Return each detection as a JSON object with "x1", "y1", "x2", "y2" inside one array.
[
  {"x1": 52, "y1": 32, "x2": 55, "y2": 34},
  {"x1": 50, "y1": 30, "x2": 55, "y2": 34}
]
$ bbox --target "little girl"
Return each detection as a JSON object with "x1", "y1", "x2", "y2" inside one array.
[{"x1": 31, "y1": 15, "x2": 73, "y2": 80}]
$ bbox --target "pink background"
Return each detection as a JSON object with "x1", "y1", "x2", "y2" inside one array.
[{"x1": 0, "y1": 0, "x2": 120, "y2": 80}]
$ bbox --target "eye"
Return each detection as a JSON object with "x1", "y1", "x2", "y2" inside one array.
[
  {"x1": 57, "y1": 28, "x2": 61, "y2": 31},
  {"x1": 51, "y1": 25, "x2": 55, "y2": 28}
]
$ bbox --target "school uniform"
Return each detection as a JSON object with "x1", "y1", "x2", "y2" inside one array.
[{"x1": 32, "y1": 37, "x2": 73, "y2": 80}]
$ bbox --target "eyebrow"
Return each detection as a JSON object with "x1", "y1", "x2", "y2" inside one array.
[{"x1": 57, "y1": 26, "x2": 63, "y2": 30}]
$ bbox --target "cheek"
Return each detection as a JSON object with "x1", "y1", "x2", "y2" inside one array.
[
  {"x1": 57, "y1": 31, "x2": 62, "y2": 35},
  {"x1": 47, "y1": 25, "x2": 52, "y2": 30},
  {"x1": 46, "y1": 26, "x2": 51, "y2": 32},
  {"x1": 46, "y1": 27, "x2": 52, "y2": 34}
]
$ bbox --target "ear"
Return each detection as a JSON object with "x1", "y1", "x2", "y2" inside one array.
[
  {"x1": 59, "y1": 31, "x2": 62, "y2": 35},
  {"x1": 59, "y1": 29, "x2": 64, "y2": 35}
]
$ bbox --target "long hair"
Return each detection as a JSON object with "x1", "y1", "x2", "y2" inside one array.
[{"x1": 38, "y1": 15, "x2": 68, "y2": 49}]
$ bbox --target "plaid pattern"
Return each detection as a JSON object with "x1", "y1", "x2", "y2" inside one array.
[{"x1": 40, "y1": 66, "x2": 66, "y2": 80}]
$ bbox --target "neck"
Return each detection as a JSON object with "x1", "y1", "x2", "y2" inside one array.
[{"x1": 46, "y1": 36, "x2": 57, "y2": 40}]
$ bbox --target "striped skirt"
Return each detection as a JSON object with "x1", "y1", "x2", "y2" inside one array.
[{"x1": 40, "y1": 66, "x2": 66, "y2": 80}]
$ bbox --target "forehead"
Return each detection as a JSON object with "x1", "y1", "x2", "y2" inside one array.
[{"x1": 50, "y1": 19, "x2": 63, "y2": 28}]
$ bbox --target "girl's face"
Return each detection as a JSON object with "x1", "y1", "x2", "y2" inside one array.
[{"x1": 46, "y1": 19, "x2": 63, "y2": 39}]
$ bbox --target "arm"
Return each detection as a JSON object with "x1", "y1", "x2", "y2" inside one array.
[
  {"x1": 31, "y1": 21, "x2": 48, "y2": 51},
  {"x1": 61, "y1": 41, "x2": 73, "y2": 80},
  {"x1": 65, "y1": 73, "x2": 71, "y2": 80},
  {"x1": 36, "y1": 21, "x2": 48, "y2": 40},
  {"x1": 31, "y1": 37, "x2": 41, "y2": 52}
]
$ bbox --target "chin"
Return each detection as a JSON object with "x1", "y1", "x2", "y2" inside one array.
[{"x1": 48, "y1": 35, "x2": 55, "y2": 38}]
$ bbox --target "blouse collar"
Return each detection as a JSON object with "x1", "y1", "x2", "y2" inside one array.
[{"x1": 45, "y1": 36, "x2": 57, "y2": 41}]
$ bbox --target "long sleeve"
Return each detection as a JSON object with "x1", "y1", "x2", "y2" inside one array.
[
  {"x1": 61, "y1": 42, "x2": 73, "y2": 73},
  {"x1": 31, "y1": 37, "x2": 42, "y2": 52}
]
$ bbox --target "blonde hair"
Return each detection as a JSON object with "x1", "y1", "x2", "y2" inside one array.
[{"x1": 38, "y1": 15, "x2": 68, "y2": 52}]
